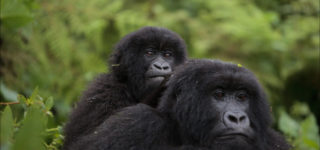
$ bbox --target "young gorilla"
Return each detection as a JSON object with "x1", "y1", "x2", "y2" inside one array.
[
  {"x1": 69, "y1": 59, "x2": 291, "y2": 150},
  {"x1": 63, "y1": 27, "x2": 187, "y2": 149}
]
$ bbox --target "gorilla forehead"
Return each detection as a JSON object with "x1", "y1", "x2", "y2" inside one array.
[
  {"x1": 133, "y1": 27, "x2": 184, "y2": 48},
  {"x1": 110, "y1": 26, "x2": 187, "y2": 67},
  {"x1": 121, "y1": 26, "x2": 185, "y2": 52},
  {"x1": 170, "y1": 59, "x2": 262, "y2": 94}
]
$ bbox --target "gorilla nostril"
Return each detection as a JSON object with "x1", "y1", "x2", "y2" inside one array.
[
  {"x1": 239, "y1": 116, "x2": 246, "y2": 122},
  {"x1": 163, "y1": 66, "x2": 169, "y2": 70},
  {"x1": 153, "y1": 63, "x2": 162, "y2": 70},
  {"x1": 228, "y1": 115, "x2": 238, "y2": 123},
  {"x1": 224, "y1": 111, "x2": 250, "y2": 128}
]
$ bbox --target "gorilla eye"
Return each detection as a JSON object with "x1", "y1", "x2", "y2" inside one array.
[
  {"x1": 163, "y1": 52, "x2": 172, "y2": 57},
  {"x1": 145, "y1": 51, "x2": 154, "y2": 56},
  {"x1": 214, "y1": 90, "x2": 225, "y2": 99},
  {"x1": 237, "y1": 93, "x2": 247, "y2": 101}
]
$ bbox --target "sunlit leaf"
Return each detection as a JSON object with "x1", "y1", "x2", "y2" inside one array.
[
  {"x1": 45, "y1": 97, "x2": 54, "y2": 111},
  {"x1": 0, "y1": 82, "x2": 18, "y2": 102},
  {"x1": 0, "y1": 0, "x2": 34, "y2": 28},
  {"x1": 278, "y1": 109, "x2": 300, "y2": 137},
  {"x1": 12, "y1": 106, "x2": 46, "y2": 150},
  {"x1": 0, "y1": 106, "x2": 14, "y2": 150},
  {"x1": 299, "y1": 115, "x2": 320, "y2": 150},
  {"x1": 18, "y1": 94, "x2": 28, "y2": 108},
  {"x1": 29, "y1": 87, "x2": 39, "y2": 101}
]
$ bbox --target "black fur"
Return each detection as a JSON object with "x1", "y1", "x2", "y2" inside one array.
[
  {"x1": 68, "y1": 59, "x2": 291, "y2": 150},
  {"x1": 67, "y1": 60, "x2": 290, "y2": 150},
  {"x1": 63, "y1": 27, "x2": 187, "y2": 149}
]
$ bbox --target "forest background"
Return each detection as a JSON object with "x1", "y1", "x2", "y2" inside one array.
[{"x1": 0, "y1": 0, "x2": 319, "y2": 149}]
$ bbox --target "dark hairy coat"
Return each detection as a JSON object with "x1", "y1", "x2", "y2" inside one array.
[
  {"x1": 68, "y1": 59, "x2": 291, "y2": 150},
  {"x1": 62, "y1": 26, "x2": 187, "y2": 149}
]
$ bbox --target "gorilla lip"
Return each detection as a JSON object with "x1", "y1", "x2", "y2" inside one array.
[
  {"x1": 149, "y1": 76, "x2": 165, "y2": 81},
  {"x1": 149, "y1": 75, "x2": 165, "y2": 78},
  {"x1": 216, "y1": 133, "x2": 249, "y2": 140},
  {"x1": 147, "y1": 74, "x2": 171, "y2": 79}
]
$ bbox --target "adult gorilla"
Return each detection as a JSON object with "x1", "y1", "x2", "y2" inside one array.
[
  {"x1": 63, "y1": 27, "x2": 187, "y2": 149},
  {"x1": 69, "y1": 59, "x2": 291, "y2": 150}
]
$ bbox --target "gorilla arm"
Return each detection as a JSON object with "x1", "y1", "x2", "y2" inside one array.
[
  {"x1": 63, "y1": 74, "x2": 135, "y2": 149},
  {"x1": 68, "y1": 104, "x2": 210, "y2": 150},
  {"x1": 142, "y1": 74, "x2": 171, "y2": 107}
]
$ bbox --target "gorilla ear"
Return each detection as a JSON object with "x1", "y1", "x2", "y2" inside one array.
[
  {"x1": 250, "y1": 85, "x2": 273, "y2": 127},
  {"x1": 109, "y1": 50, "x2": 130, "y2": 82},
  {"x1": 109, "y1": 31, "x2": 134, "y2": 67},
  {"x1": 109, "y1": 49, "x2": 122, "y2": 65}
]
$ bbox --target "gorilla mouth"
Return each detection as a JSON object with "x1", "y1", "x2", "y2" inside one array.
[
  {"x1": 216, "y1": 133, "x2": 249, "y2": 141},
  {"x1": 148, "y1": 74, "x2": 171, "y2": 78},
  {"x1": 146, "y1": 75, "x2": 168, "y2": 84},
  {"x1": 147, "y1": 74, "x2": 171, "y2": 81},
  {"x1": 149, "y1": 75, "x2": 165, "y2": 79},
  {"x1": 145, "y1": 74, "x2": 171, "y2": 87},
  {"x1": 149, "y1": 76, "x2": 165, "y2": 81}
]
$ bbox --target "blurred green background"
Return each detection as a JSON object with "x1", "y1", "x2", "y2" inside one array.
[{"x1": 0, "y1": 0, "x2": 319, "y2": 149}]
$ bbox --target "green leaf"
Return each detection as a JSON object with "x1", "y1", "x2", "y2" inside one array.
[
  {"x1": 0, "y1": 0, "x2": 34, "y2": 28},
  {"x1": 13, "y1": 106, "x2": 46, "y2": 150},
  {"x1": 22, "y1": 87, "x2": 40, "y2": 106},
  {"x1": 0, "y1": 106, "x2": 14, "y2": 150},
  {"x1": 0, "y1": 82, "x2": 18, "y2": 102},
  {"x1": 29, "y1": 87, "x2": 39, "y2": 101},
  {"x1": 18, "y1": 94, "x2": 28, "y2": 108},
  {"x1": 299, "y1": 115, "x2": 320, "y2": 150},
  {"x1": 278, "y1": 109, "x2": 300, "y2": 137},
  {"x1": 45, "y1": 97, "x2": 54, "y2": 111}
]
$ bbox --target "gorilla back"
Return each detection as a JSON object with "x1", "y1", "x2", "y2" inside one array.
[
  {"x1": 69, "y1": 59, "x2": 290, "y2": 150},
  {"x1": 63, "y1": 27, "x2": 187, "y2": 149}
]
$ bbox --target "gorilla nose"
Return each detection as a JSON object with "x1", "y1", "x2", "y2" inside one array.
[
  {"x1": 153, "y1": 62, "x2": 171, "y2": 72},
  {"x1": 224, "y1": 111, "x2": 249, "y2": 128}
]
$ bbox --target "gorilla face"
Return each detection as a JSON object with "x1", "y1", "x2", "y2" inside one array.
[
  {"x1": 110, "y1": 27, "x2": 187, "y2": 99},
  {"x1": 210, "y1": 88, "x2": 254, "y2": 143},
  {"x1": 203, "y1": 77, "x2": 261, "y2": 149},
  {"x1": 139, "y1": 30, "x2": 186, "y2": 89},
  {"x1": 144, "y1": 46, "x2": 175, "y2": 88},
  {"x1": 158, "y1": 59, "x2": 273, "y2": 149}
]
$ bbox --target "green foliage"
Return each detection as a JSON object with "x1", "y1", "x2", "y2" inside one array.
[
  {"x1": 0, "y1": 0, "x2": 35, "y2": 29},
  {"x1": 0, "y1": 82, "x2": 18, "y2": 102},
  {"x1": 0, "y1": 89, "x2": 63, "y2": 150},
  {"x1": 279, "y1": 108, "x2": 300, "y2": 137},
  {"x1": 1, "y1": 106, "x2": 14, "y2": 150},
  {"x1": 278, "y1": 102, "x2": 320, "y2": 150},
  {"x1": 0, "y1": 0, "x2": 319, "y2": 149}
]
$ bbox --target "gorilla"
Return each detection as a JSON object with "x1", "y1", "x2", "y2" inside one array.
[
  {"x1": 69, "y1": 59, "x2": 291, "y2": 150},
  {"x1": 63, "y1": 27, "x2": 187, "y2": 149}
]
